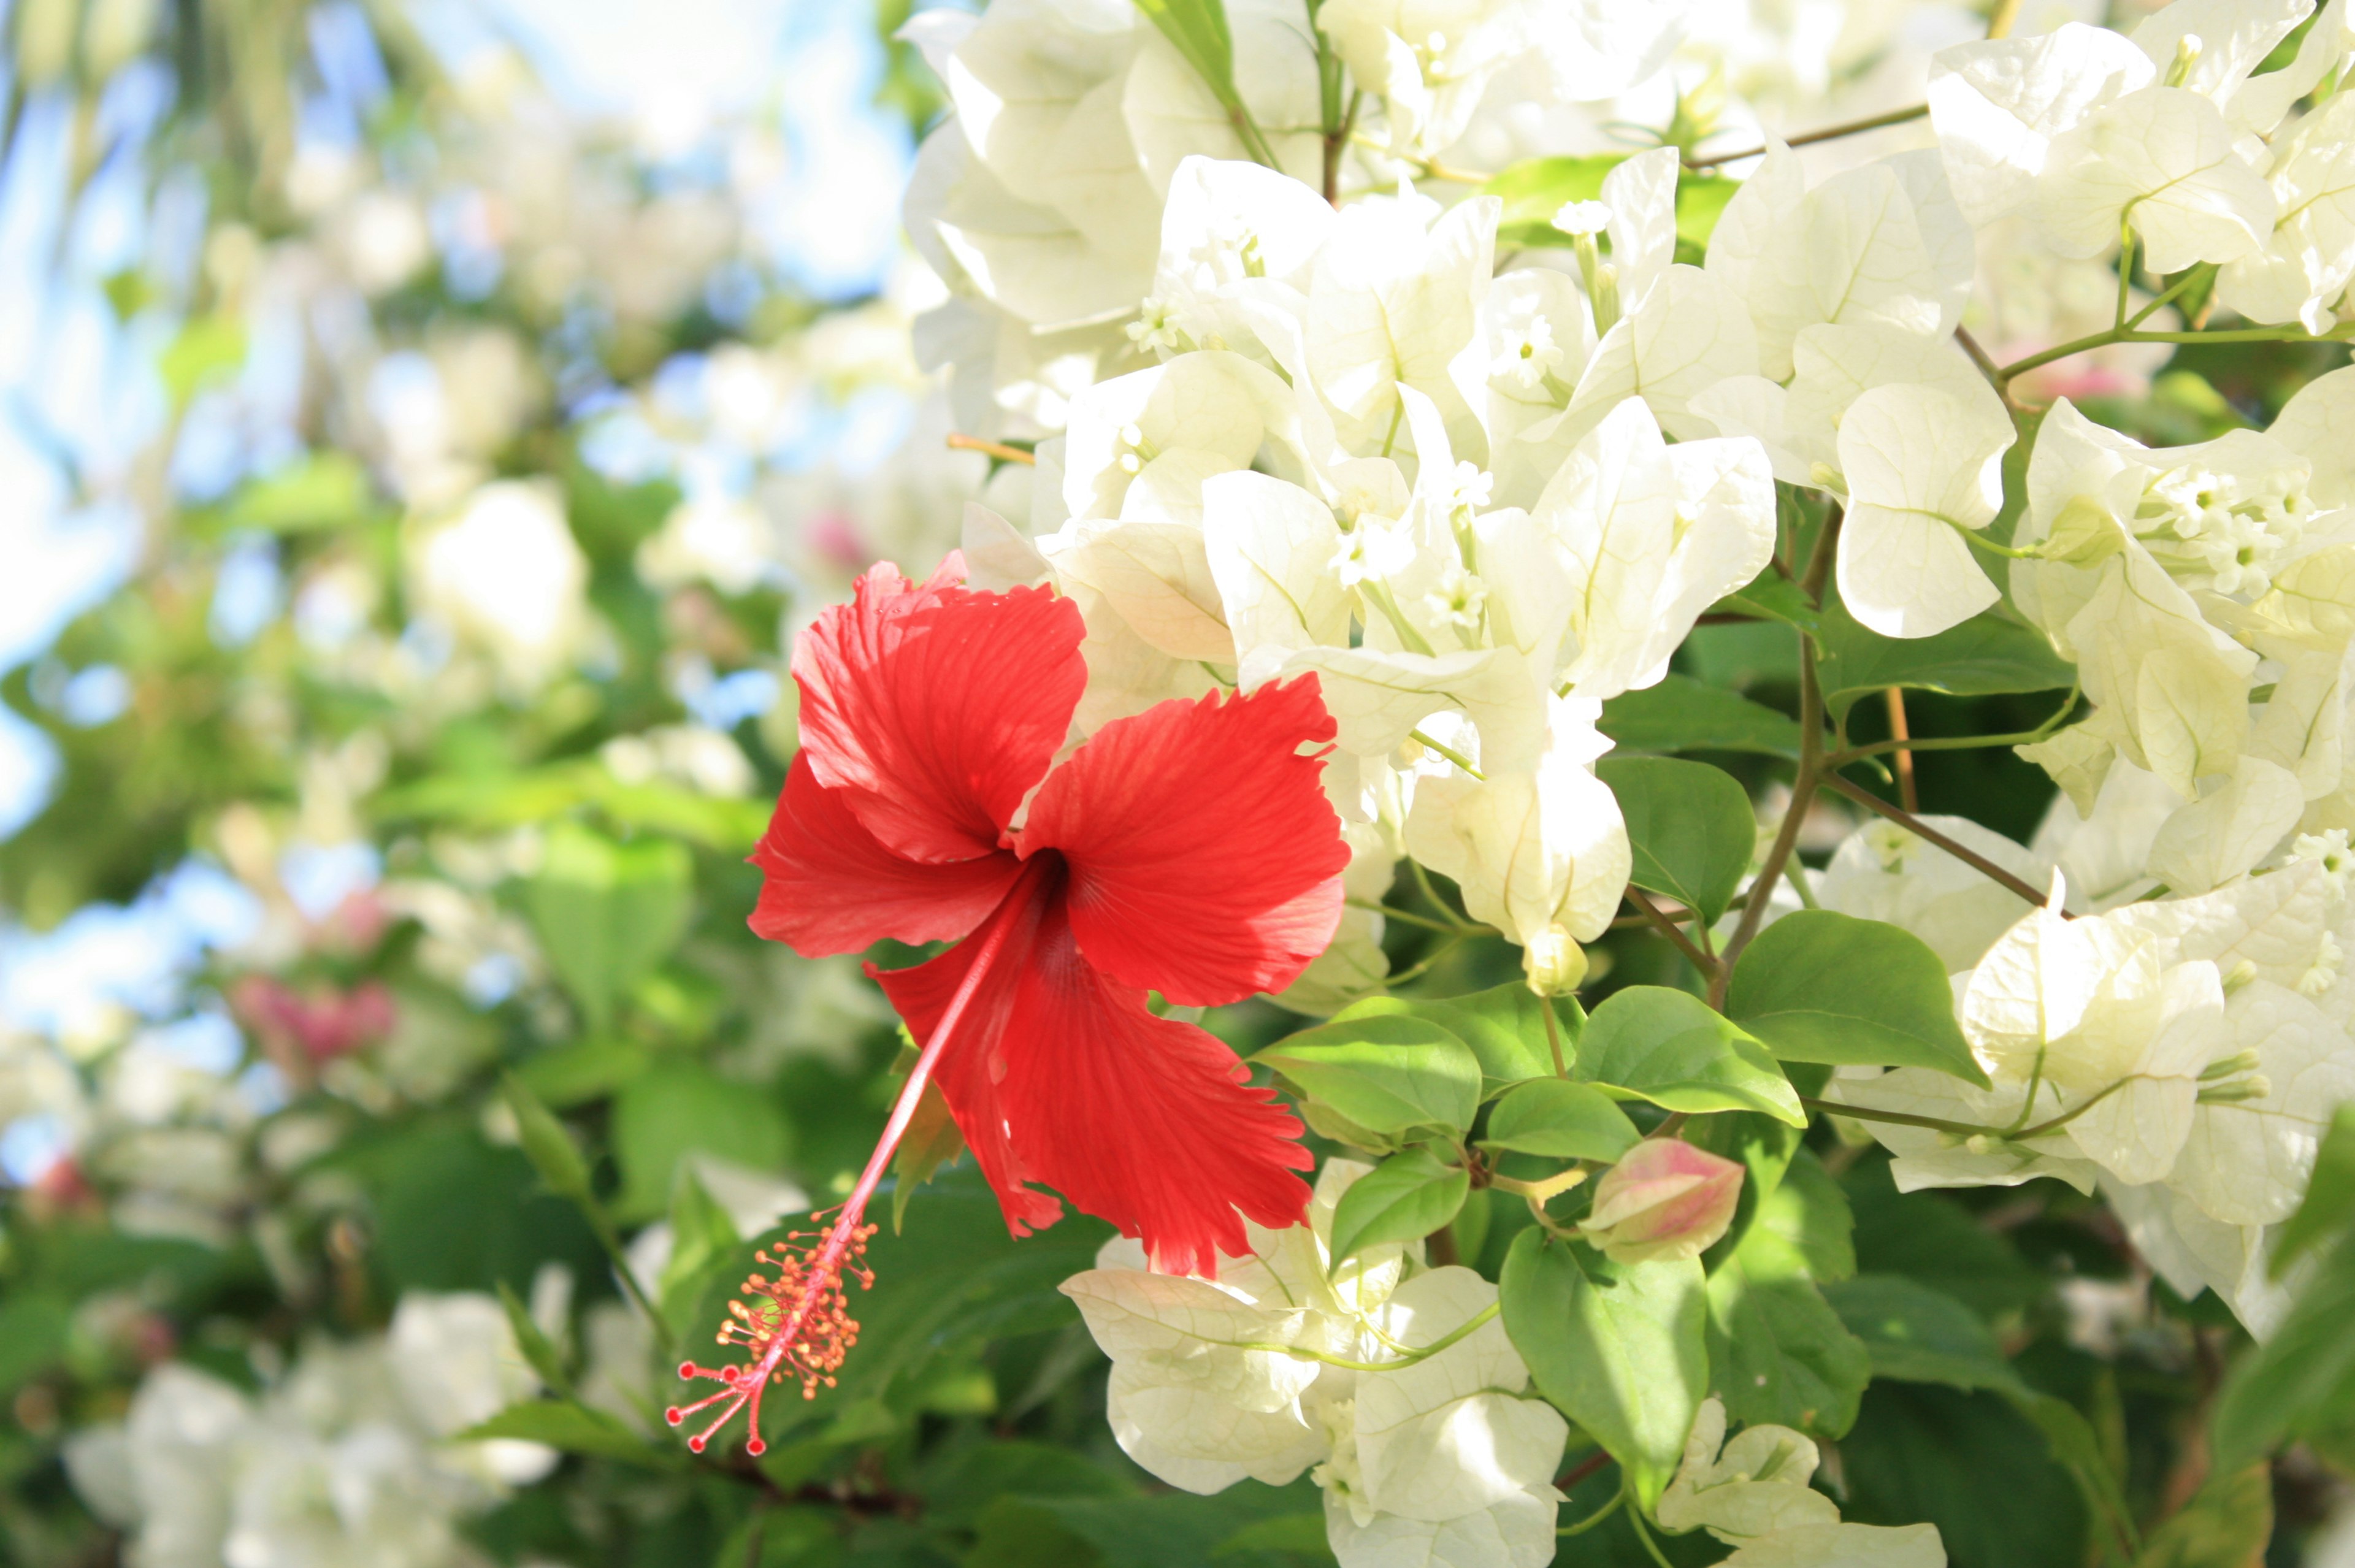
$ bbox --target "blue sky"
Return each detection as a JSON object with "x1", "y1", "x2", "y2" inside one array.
[{"x1": 0, "y1": 0, "x2": 926, "y2": 1116}]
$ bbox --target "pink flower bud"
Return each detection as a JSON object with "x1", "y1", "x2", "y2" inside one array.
[{"x1": 1579, "y1": 1138, "x2": 1744, "y2": 1266}]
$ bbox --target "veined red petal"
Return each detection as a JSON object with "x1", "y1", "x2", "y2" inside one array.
[
  {"x1": 749, "y1": 755, "x2": 1022, "y2": 956},
  {"x1": 871, "y1": 871, "x2": 1311, "y2": 1276},
  {"x1": 794, "y1": 563, "x2": 1086, "y2": 864},
  {"x1": 1020, "y1": 676, "x2": 1348, "y2": 1006}
]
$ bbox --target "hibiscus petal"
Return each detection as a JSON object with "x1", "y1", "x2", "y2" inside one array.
[
  {"x1": 873, "y1": 885, "x2": 1312, "y2": 1275},
  {"x1": 1022, "y1": 676, "x2": 1349, "y2": 1006},
  {"x1": 749, "y1": 755, "x2": 1022, "y2": 955},
  {"x1": 794, "y1": 562, "x2": 1086, "y2": 863}
]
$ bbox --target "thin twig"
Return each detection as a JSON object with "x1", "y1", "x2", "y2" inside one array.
[
  {"x1": 1348, "y1": 131, "x2": 1491, "y2": 185},
  {"x1": 1712, "y1": 508, "x2": 1840, "y2": 1005},
  {"x1": 1682, "y1": 103, "x2": 1928, "y2": 170},
  {"x1": 1820, "y1": 774, "x2": 2047, "y2": 906},
  {"x1": 1626, "y1": 885, "x2": 1718, "y2": 977},
  {"x1": 1885, "y1": 688, "x2": 1918, "y2": 813},
  {"x1": 1825, "y1": 686, "x2": 2079, "y2": 767},
  {"x1": 947, "y1": 433, "x2": 1036, "y2": 465}
]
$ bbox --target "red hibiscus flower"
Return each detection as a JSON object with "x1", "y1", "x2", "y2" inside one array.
[{"x1": 668, "y1": 557, "x2": 1347, "y2": 1453}]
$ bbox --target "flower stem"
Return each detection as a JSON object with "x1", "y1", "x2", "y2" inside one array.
[
  {"x1": 672, "y1": 859, "x2": 1045, "y2": 1453},
  {"x1": 1627, "y1": 885, "x2": 1718, "y2": 978},
  {"x1": 1714, "y1": 507, "x2": 1838, "y2": 1006},
  {"x1": 946, "y1": 432, "x2": 1036, "y2": 465},
  {"x1": 1559, "y1": 1485, "x2": 1626, "y2": 1538},
  {"x1": 1826, "y1": 686, "x2": 2078, "y2": 767},
  {"x1": 1818, "y1": 773, "x2": 2047, "y2": 906},
  {"x1": 1682, "y1": 102, "x2": 1928, "y2": 170},
  {"x1": 1234, "y1": 1299, "x2": 1502, "y2": 1372}
]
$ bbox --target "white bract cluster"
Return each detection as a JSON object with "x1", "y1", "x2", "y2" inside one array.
[
  {"x1": 1061, "y1": 1162, "x2": 1570, "y2": 1568},
  {"x1": 1659, "y1": 1399, "x2": 1945, "y2": 1568},
  {"x1": 64, "y1": 1293, "x2": 554, "y2": 1568},
  {"x1": 1823, "y1": 799, "x2": 2355, "y2": 1333},
  {"x1": 910, "y1": 0, "x2": 2355, "y2": 1558}
]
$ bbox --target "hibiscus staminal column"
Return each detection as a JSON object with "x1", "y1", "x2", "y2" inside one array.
[{"x1": 667, "y1": 859, "x2": 1047, "y2": 1455}]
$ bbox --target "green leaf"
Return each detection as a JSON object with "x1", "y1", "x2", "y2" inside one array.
[
  {"x1": 205, "y1": 451, "x2": 378, "y2": 537},
  {"x1": 1597, "y1": 757, "x2": 1757, "y2": 924},
  {"x1": 501, "y1": 1070, "x2": 593, "y2": 1204},
  {"x1": 1714, "y1": 574, "x2": 1821, "y2": 634},
  {"x1": 1323, "y1": 982, "x2": 1564, "y2": 1095},
  {"x1": 2210, "y1": 1221, "x2": 2355, "y2": 1472},
  {"x1": 2015, "y1": 1391, "x2": 2139, "y2": 1559},
  {"x1": 1675, "y1": 170, "x2": 1741, "y2": 254},
  {"x1": 1257, "y1": 1015, "x2": 1484, "y2": 1138},
  {"x1": 1599, "y1": 675, "x2": 1806, "y2": 759},
  {"x1": 611, "y1": 1062, "x2": 793, "y2": 1223},
  {"x1": 892, "y1": 1074, "x2": 967, "y2": 1234},
  {"x1": 1841, "y1": 1384, "x2": 2087, "y2": 1568},
  {"x1": 0, "y1": 1293, "x2": 71, "y2": 1396},
  {"x1": 1501, "y1": 1231, "x2": 1709, "y2": 1507},
  {"x1": 1003, "y1": 1480, "x2": 1334, "y2": 1568},
  {"x1": 159, "y1": 313, "x2": 245, "y2": 405},
  {"x1": 1572, "y1": 987, "x2": 1805, "y2": 1125},
  {"x1": 1132, "y1": 0, "x2": 1239, "y2": 107},
  {"x1": 1707, "y1": 1252, "x2": 1869, "y2": 1439},
  {"x1": 459, "y1": 1399, "x2": 680, "y2": 1468},
  {"x1": 1214, "y1": 1512, "x2": 1334, "y2": 1558},
  {"x1": 339, "y1": 1122, "x2": 603, "y2": 1296},
  {"x1": 657, "y1": 1170, "x2": 743, "y2": 1339},
  {"x1": 1329, "y1": 1149, "x2": 1470, "y2": 1262},
  {"x1": 1823, "y1": 1275, "x2": 2026, "y2": 1396},
  {"x1": 2132, "y1": 1466, "x2": 2273, "y2": 1568},
  {"x1": 1845, "y1": 1172, "x2": 2049, "y2": 1322},
  {"x1": 496, "y1": 1280, "x2": 572, "y2": 1395},
  {"x1": 1685, "y1": 1109, "x2": 1806, "y2": 1270},
  {"x1": 1481, "y1": 154, "x2": 1739, "y2": 256},
  {"x1": 2271, "y1": 1100, "x2": 2355, "y2": 1275},
  {"x1": 1705, "y1": 1153, "x2": 1869, "y2": 1438},
  {"x1": 1725, "y1": 911, "x2": 1988, "y2": 1084},
  {"x1": 523, "y1": 822, "x2": 694, "y2": 1031},
  {"x1": 1483, "y1": 153, "x2": 1623, "y2": 246},
  {"x1": 514, "y1": 1037, "x2": 653, "y2": 1107},
  {"x1": 1813, "y1": 594, "x2": 2075, "y2": 722},
  {"x1": 1757, "y1": 1151, "x2": 1856, "y2": 1283},
  {"x1": 1479, "y1": 1078, "x2": 1640, "y2": 1161}
]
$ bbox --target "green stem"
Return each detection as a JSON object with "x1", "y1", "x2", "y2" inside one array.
[
  {"x1": 1819, "y1": 773, "x2": 2048, "y2": 907},
  {"x1": 1233, "y1": 1300, "x2": 1501, "y2": 1371},
  {"x1": 1628, "y1": 884, "x2": 1717, "y2": 977},
  {"x1": 1826, "y1": 686, "x2": 2079, "y2": 767},
  {"x1": 1347, "y1": 898, "x2": 1492, "y2": 936},
  {"x1": 1542, "y1": 997, "x2": 1568, "y2": 1078},
  {"x1": 1955, "y1": 522, "x2": 2041, "y2": 560},
  {"x1": 1683, "y1": 102, "x2": 1928, "y2": 170},
  {"x1": 1409, "y1": 726, "x2": 1484, "y2": 778},
  {"x1": 589, "y1": 1209, "x2": 670, "y2": 1354},
  {"x1": 1387, "y1": 933, "x2": 1471, "y2": 986},
  {"x1": 1714, "y1": 507, "x2": 1837, "y2": 1006},
  {"x1": 1802, "y1": 1074, "x2": 2131, "y2": 1144},
  {"x1": 1627, "y1": 1502, "x2": 1677, "y2": 1568},
  {"x1": 1998, "y1": 321, "x2": 2355, "y2": 384},
  {"x1": 2129, "y1": 264, "x2": 2214, "y2": 329},
  {"x1": 2114, "y1": 220, "x2": 2136, "y2": 331},
  {"x1": 1558, "y1": 1486, "x2": 1626, "y2": 1539}
]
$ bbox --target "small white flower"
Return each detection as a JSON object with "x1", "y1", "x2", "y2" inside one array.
[{"x1": 1552, "y1": 199, "x2": 1612, "y2": 237}]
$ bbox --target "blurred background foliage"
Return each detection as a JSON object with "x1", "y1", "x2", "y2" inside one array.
[{"x1": 0, "y1": 0, "x2": 2351, "y2": 1566}]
